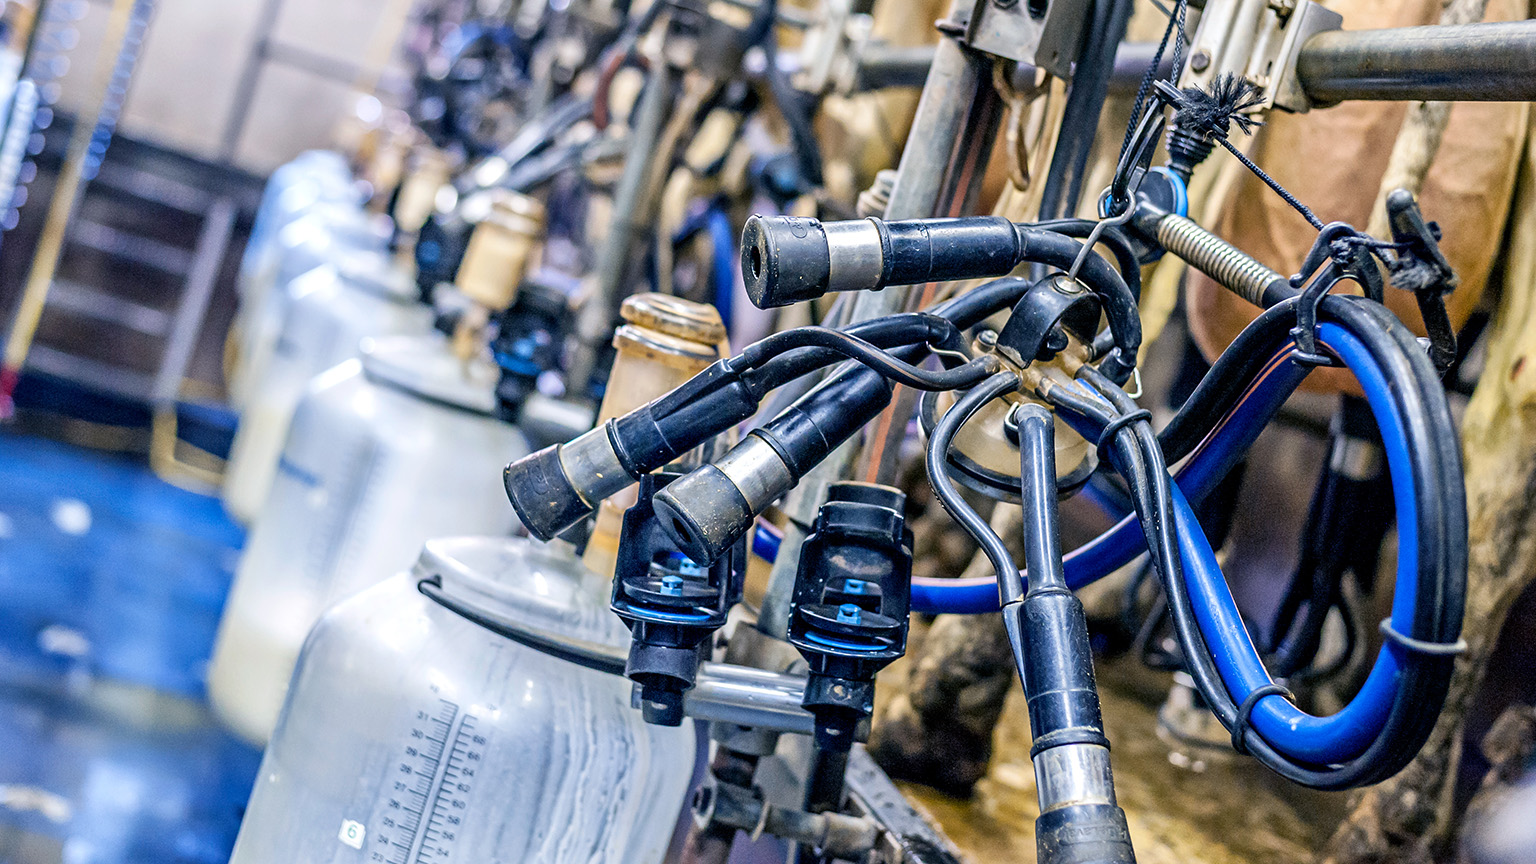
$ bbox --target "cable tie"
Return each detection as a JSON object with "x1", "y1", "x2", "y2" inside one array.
[
  {"x1": 1096, "y1": 409, "x2": 1152, "y2": 462},
  {"x1": 1378, "y1": 619, "x2": 1467, "y2": 657},
  {"x1": 1231, "y1": 683, "x2": 1293, "y2": 755},
  {"x1": 1287, "y1": 338, "x2": 1338, "y2": 369}
]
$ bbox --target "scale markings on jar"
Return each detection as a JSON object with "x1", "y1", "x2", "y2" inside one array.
[{"x1": 368, "y1": 698, "x2": 485, "y2": 863}]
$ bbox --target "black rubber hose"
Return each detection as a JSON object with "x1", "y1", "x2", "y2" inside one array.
[
  {"x1": 742, "y1": 216, "x2": 1140, "y2": 380},
  {"x1": 1069, "y1": 291, "x2": 1464, "y2": 788},
  {"x1": 931, "y1": 277, "x2": 1035, "y2": 331},
  {"x1": 745, "y1": 313, "x2": 961, "y2": 393},
  {"x1": 1266, "y1": 423, "x2": 1385, "y2": 678},
  {"x1": 738, "y1": 327, "x2": 1000, "y2": 391},
  {"x1": 925, "y1": 372, "x2": 1027, "y2": 607},
  {"x1": 1157, "y1": 299, "x2": 1300, "y2": 463}
]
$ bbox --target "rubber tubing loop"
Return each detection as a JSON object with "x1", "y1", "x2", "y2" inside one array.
[{"x1": 909, "y1": 303, "x2": 1462, "y2": 768}]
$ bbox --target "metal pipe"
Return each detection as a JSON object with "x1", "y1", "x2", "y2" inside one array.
[
  {"x1": 426, "y1": 574, "x2": 817, "y2": 732},
  {"x1": 1297, "y1": 21, "x2": 1536, "y2": 104},
  {"x1": 674, "y1": 662, "x2": 818, "y2": 735},
  {"x1": 218, "y1": 0, "x2": 283, "y2": 160},
  {"x1": 855, "y1": 40, "x2": 1174, "y2": 95},
  {"x1": 567, "y1": 60, "x2": 676, "y2": 393},
  {"x1": 876, "y1": 11, "x2": 990, "y2": 230},
  {"x1": 1109, "y1": 40, "x2": 1176, "y2": 92}
]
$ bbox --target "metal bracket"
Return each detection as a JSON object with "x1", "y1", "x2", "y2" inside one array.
[
  {"x1": 1183, "y1": 0, "x2": 1342, "y2": 113},
  {"x1": 844, "y1": 747, "x2": 967, "y2": 864},
  {"x1": 792, "y1": 0, "x2": 875, "y2": 96},
  {"x1": 964, "y1": 0, "x2": 1091, "y2": 79}
]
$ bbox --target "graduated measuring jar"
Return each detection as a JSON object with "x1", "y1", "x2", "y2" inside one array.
[{"x1": 228, "y1": 536, "x2": 695, "y2": 864}]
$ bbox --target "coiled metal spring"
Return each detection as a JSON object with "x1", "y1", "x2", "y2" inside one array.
[{"x1": 1156, "y1": 213, "x2": 1284, "y2": 307}]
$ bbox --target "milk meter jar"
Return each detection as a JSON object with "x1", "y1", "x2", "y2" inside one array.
[
  {"x1": 222, "y1": 255, "x2": 431, "y2": 523},
  {"x1": 227, "y1": 536, "x2": 694, "y2": 864},
  {"x1": 209, "y1": 334, "x2": 528, "y2": 745},
  {"x1": 240, "y1": 150, "x2": 357, "y2": 297}
]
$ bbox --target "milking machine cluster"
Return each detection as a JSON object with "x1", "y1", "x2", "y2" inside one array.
[{"x1": 500, "y1": 49, "x2": 1471, "y2": 864}]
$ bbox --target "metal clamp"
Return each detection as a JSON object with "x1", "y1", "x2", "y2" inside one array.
[{"x1": 1378, "y1": 619, "x2": 1467, "y2": 657}]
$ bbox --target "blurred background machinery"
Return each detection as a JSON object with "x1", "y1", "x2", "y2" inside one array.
[{"x1": 0, "y1": 2, "x2": 460, "y2": 862}]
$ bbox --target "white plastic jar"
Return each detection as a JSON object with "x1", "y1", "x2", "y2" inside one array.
[
  {"x1": 227, "y1": 536, "x2": 695, "y2": 864},
  {"x1": 240, "y1": 150, "x2": 356, "y2": 291},
  {"x1": 232, "y1": 207, "x2": 396, "y2": 409},
  {"x1": 222, "y1": 256, "x2": 431, "y2": 523},
  {"x1": 209, "y1": 335, "x2": 527, "y2": 744}
]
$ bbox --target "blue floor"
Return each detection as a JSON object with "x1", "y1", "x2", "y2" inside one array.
[{"x1": 0, "y1": 430, "x2": 260, "y2": 864}]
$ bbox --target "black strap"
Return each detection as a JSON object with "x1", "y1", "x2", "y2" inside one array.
[
  {"x1": 1231, "y1": 683, "x2": 1293, "y2": 755},
  {"x1": 1096, "y1": 408, "x2": 1152, "y2": 462},
  {"x1": 418, "y1": 576, "x2": 630, "y2": 676}
]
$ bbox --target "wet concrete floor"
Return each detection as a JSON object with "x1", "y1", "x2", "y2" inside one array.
[{"x1": 882, "y1": 654, "x2": 1349, "y2": 864}]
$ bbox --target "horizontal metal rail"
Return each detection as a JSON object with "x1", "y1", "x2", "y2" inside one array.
[{"x1": 1297, "y1": 20, "x2": 1536, "y2": 104}]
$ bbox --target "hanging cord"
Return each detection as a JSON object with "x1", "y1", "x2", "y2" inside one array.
[{"x1": 1118, "y1": 0, "x2": 1188, "y2": 162}]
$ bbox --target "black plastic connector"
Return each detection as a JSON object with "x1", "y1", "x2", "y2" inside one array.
[
  {"x1": 612, "y1": 471, "x2": 743, "y2": 727},
  {"x1": 787, "y1": 482, "x2": 912, "y2": 751},
  {"x1": 503, "y1": 359, "x2": 766, "y2": 540},
  {"x1": 414, "y1": 210, "x2": 470, "y2": 302},
  {"x1": 1384, "y1": 189, "x2": 1459, "y2": 375},
  {"x1": 740, "y1": 214, "x2": 1142, "y2": 383},
  {"x1": 490, "y1": 279, "x2": 569, "y2": 421},
  {"x1": 653, "y1": 362, "x2": 897, "y2": 563}
]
